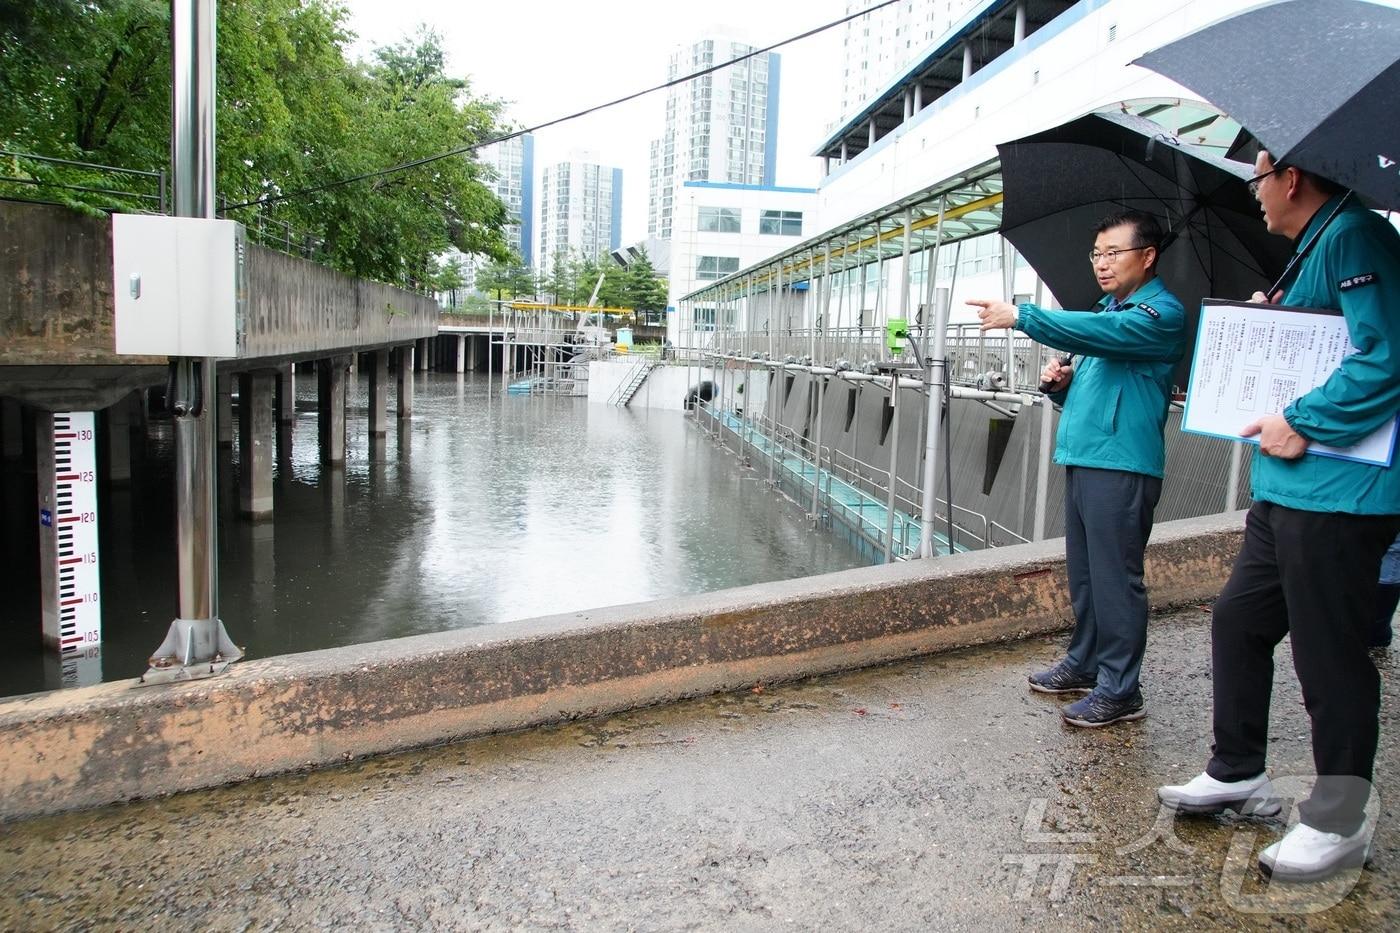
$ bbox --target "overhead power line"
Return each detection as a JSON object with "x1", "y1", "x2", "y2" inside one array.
[{"x1": 224, "y1": 0, "x2": 905, "y2": 211}]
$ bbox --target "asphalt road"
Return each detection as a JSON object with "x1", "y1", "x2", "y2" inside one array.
[{"x1": 2, "y1": 608, "x2": 1397, "y2": 931}]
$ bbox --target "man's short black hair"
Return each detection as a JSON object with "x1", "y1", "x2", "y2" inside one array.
[
  {"x1": 1092, "y1": 210, "x2": 1164, "y2": 250},
  {"x1": 1276, "y1": 161, "x2": 1346, "y2": 197}
]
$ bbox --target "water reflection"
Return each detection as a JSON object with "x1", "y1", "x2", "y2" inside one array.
[{"x1": 1, "y1": 372, "x2": 867, "y2": 697}]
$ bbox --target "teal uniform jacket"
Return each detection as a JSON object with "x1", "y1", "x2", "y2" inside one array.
[
  {"x1": 1016, "y1": 276, "x2": 1186, "y2": 479},
  {"x1": 1256, "y1": 195, "x2": 1400, "y2": 515}
]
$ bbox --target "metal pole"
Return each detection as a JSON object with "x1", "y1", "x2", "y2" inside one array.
[
  {"x1": 918, "y1": 198, "x2": 948, "y2": 558},
  {"x1": 884, "y1": 376, "x2": 901, "y2": 563},
  {"x1": 1225, "y1": 440, "x2": 1241, "y2": 512},
  {"x1": 811, "y1": 373, "x2": 825, "y2": 522},
  {"x1": 1033, "y1": 394, "x2": 1053, "y2": 541},
  {"x1": 899, "y1": 207, "x2": 913, "y2": 354},
  {"x1": 145, "y1": 0, "x2": 240, "y2": 681}
]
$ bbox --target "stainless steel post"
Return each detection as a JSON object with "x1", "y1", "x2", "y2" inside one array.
[
  {"x1": 899, "y1": 207, "x2": 913, "y2": 355},
  {"x1": 145, "y1": 0, "x2": 241, "y2": 682},
  {"x1": 918, "y1": 199, "x2": 947, "y2": 558},
  {"x1": 1033, "y1": 394, "x2": 1054, "y2": 541},
  {"x1": 884, "y1": 376, "x2": 901, "y2": 563},
  {"x1": 1226, "y1": 440, "x2": 1241, "y2": 512}
]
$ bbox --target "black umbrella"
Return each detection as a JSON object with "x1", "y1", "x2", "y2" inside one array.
[
  {"x1": 999, "y1": 109, "x2": 1291, "y2": 309},
  {"x1": 1134, "y1": 0, "x2": 1400, "y2": 210}
]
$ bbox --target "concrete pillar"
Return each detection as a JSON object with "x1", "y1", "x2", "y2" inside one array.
[
  {"x1": 3, "y1": 398, "x2": 23, "y2": 461},
  {"x1": 104, "y1": 397, "x2": 132, "y2": 485},
  {"x1": 317, "y1": 356, "x2": 347, "y2": 464},
  {"x1": 840, "y1": 139, "x2": 848, "y2": 163},
  {"x1": 416, "y1": 338, "x2": 429, "y2": 371},
  {"x1": 217, "y1": 375, "x2": 233, "y2": 446},
  {"x1": 348, "y1": 352, "x2": 357, "y2": 376},
  {"x1": 396, "y1": 345, "x2": 414, "y2": 419},
  {"x1": 238, "y1": 371, "x2": 275, "y2": 519},
  {"x1": 914, "y1": 83, "x2": 923, "y2": 111},
  {"x1": 867, "y1": 119, "x2": 876, "y2": 148},
  {"x1": 904, "y1": 89, "x2": 913, "y2": 121},
  {"x1": 467, "y1": 335, "x2": 481, "y2": 371},
  {"x1": 456, "y1": 335, "x2": 466, "y2": 373},
  {"x1": 962, "y1": 43, "x2": 973, "y2": 81},
  {"x1": 1014, "y1": 1, "x2": 1027, "y2": 44},
  {"x1": 368, "y1": 350, "x2": 389, "y2": 435},
  {"x1": 277, "y1": 364, "x2": 296, "y2": 423}
]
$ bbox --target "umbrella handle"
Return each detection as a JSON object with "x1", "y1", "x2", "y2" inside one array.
[
  {"x1": 1265, "y1": 190, "x2": 1353, "y2": 299},
  {"x1": 1039, "y1": 354, "x2": 1074, "y2": 394}
]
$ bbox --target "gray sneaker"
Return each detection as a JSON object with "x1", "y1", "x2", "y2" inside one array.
[
  {"x1": 1062, "y1": 690, "x2": 1145, "y2": 728},
  {"x1": 1028, "y1": 661, "x2": 1096, "y2": 695}
]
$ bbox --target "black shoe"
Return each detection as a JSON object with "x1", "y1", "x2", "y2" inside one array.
[
  {"x1": 1062, "y1": 690, "x2": 1145, "y2": 728},
  {"x1": 1028, "y1": 661, "x2": 1096, "y2": 695}
]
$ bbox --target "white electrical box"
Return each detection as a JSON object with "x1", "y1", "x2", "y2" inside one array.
[{"x1": 112, "y1": 214, "x2": 247, "y2": 357}]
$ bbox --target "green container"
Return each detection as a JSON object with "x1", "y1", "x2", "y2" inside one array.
[{"x1": 885, "y1": 317, "x2": 909, "y2": 353}]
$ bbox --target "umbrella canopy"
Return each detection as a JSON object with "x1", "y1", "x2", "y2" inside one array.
[
  {"x1": 997, "y1": 109, "x2": 1294, "y2": 388},
  {"x1": 1134, "y1": 0, "x2": 1400, "y2": 209}
]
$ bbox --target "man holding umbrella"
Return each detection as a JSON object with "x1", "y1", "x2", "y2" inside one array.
[
  {"x1": 1157, "y1": 152, "x2": 1400, "y2": 882},
  {"x1": 969, "y1": 209, "x2": 1186, "y2": 728}
]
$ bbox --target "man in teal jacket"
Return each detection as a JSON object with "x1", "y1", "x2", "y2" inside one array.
[
  {"x1": 1159, "y1": 153, "x2": 1400, "y2": 883},
  {"x1": 971, "y1": 209, "x2": 1186, "y2": 728}
]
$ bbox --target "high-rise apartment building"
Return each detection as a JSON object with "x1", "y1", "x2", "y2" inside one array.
[
  {"x1": 837, "y1": 0, "x2": 981, "y2": 124},
  {"x1": 479, "y1": 134, "x2": 535, "y2": 267},
  {"x1": 538, "y1": 151, "x2": 623, "y2": 267},
  {"x1": 647, "y1": 38, "x2": 781, "y2": 241}
]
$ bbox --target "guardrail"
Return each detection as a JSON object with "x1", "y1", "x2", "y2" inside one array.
[{"x1": 0, "y1": 149, "x2": 324, "y2": 261}]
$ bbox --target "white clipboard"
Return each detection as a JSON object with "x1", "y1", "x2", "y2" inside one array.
[{"x1": 1182, "y1": 299, "x2": 1398, "y2": 467}]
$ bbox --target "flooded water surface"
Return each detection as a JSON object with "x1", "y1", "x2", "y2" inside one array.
[{"x1": 0, "y1": 372, "x2": 867, "y2": 697}]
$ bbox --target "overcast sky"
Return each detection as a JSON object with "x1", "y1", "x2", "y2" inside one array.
[{"x1": 340, "y1": 0, "x2": 845, "y2": 245}]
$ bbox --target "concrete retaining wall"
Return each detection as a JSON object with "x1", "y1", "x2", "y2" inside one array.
[{"x1": 0, "y1": 511, "x2": 1246, "y2": 822}]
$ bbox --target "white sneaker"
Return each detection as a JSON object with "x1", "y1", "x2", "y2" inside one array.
[
  {"x1": 1157, "y1": 771, "x2": 1282, "y2": 816},
  {"x1": 1259, "y1": 822, "x2": 1372, "y2": 882}
]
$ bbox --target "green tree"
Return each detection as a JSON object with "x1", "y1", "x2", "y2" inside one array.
[
  {"x1": 621, "y1": 248, "x2": 669, "y2": 319},
  {"x1": 476, "y1": 254, "x2": 535, "y2": 302},
  {"x1": 0, "y1": 3, "x2": 512, "y2": 289}
]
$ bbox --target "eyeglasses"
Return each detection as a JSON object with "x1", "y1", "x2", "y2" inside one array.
[
  {"x1": 1248, "y1": 167, "x2": 1281, "y2": 198},
  {"x1": 1088, "y1": 246, "x2": 1149, "y2": 264}
]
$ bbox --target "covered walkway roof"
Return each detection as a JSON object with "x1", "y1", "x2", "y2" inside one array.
[
  {"x1": 682, "y1": 99, "x2": 1246, "y2": 305},
  {"x1": 815, "y1": 0, "x2": 1079, "y2": 164}
]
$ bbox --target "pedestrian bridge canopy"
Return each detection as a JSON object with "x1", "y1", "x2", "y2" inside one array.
[{"x1": 679, "y1": 98, "x2": 1247, "y2": 388}]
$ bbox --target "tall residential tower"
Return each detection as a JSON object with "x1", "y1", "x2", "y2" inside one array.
[
  {"x1": 647, "y1": 38, "x2": 781, "y2": 241},
  {"x1": 538, "y1": 151, "x2": 623, "y2": 268}
]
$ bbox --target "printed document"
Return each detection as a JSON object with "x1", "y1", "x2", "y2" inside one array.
[{"x1": 1182, "y1": 300, "x2": 1397, "y2": 466}]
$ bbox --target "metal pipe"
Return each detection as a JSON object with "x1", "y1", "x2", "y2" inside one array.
[
  {"x1": 884, "y1": 379, "x2": 901, "y2": 563},
  {"x1": 1033, "y1": 394, "x2": 1054, "y2": 541},
  {"x1": 1226, "y1": 440, "x2": 1241, "y2": 512},
  {"x1": 918, "y1": 197, "x2": 948, "y2": 558}
]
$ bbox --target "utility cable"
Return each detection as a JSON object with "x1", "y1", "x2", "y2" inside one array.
[{"x1": 224, "y1": 0, "x2": 907, "y2": 211}]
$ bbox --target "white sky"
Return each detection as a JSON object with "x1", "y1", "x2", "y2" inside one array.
[{"x1": 340, "y1": 0, "x2": 845, "y2": 245}]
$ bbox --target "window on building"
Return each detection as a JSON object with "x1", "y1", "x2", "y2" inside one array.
[
  {"x1": 698, "y1": 207, "x2": 741, "y2": 233},
  {"x1": 759, "y1": 210, "x2": 803, "y2": 236},
  {"x1": 696, "y1": 256, "x2": 741, "y2": 280}
]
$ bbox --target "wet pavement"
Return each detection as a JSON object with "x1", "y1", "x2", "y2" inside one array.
[{"x1": 2, "y1": 608, "x2": 1397, "y2": 931}]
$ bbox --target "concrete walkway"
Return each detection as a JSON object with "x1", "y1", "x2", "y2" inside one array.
[{"x1": 1, "y1": 609, "x2": 1396, "y2": 930}]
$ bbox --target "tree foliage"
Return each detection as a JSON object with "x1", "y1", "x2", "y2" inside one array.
[{"x1": 0, "y1": 0, "x2": 512, "y2": 288}]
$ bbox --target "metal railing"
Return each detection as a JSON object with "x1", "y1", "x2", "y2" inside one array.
[
  {"x1": 0, "y1": 149, "x2": 325, "y2": 261},
  {"x1": 0, "y1": 149, "x2": 166, "y2": 213},
  {"x1": 700, "y1": 323, "x2": 1062, "y2": 393},
  {"x1": 696, "y1": 400, "x2": 993, "y2": 560}
]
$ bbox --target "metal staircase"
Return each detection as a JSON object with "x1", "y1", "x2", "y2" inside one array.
[{"x1": 609, "y1": 359, "x2": 657, "y2": 407}]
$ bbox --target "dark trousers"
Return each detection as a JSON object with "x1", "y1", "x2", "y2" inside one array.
[
  {"x1": 1208, "y1": 501, "x2": 1400, "y2": 834},
  {"x1": 1062, "y1": 466, "x2": 1162, "y2": 701}
]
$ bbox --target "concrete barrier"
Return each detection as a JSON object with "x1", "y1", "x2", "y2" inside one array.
[{"x1": 0, "y1": 511, "x2": 1246, "y2": 821}]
